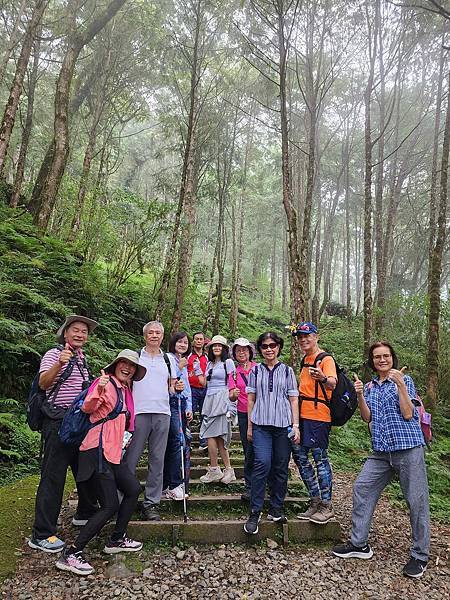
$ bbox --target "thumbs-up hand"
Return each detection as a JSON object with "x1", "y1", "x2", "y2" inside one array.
[
  {"x1": 388, "y1": 366, "x2": 407, "y2": 388},
  {"x1": 59, "y1": 343, "x2": 73, "y2": 365},
  {"x1": 309, "y1": 359, "x2": 325, "y2": 381},
  {"x1": 179, "y1": 357, "x2": 188, "y2": 370},
  {"x1": 98, "y1": 369, "x2": 110, "y2": 391},
  {"x1": 353, "y1": 372, "x2": 364, "y2": 395}
]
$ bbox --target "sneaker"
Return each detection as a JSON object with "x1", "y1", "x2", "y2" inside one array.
[
  {"x1": 221, "y1": 467, "x2": 237, "y2": 485},
  {"x1": 403, "y1": 557, "x2": 427, "y2": 578},
  {"x1": 296, "y1": 497, "x2": 321, "y2": 521},
  {"x1": 72, "y1": 514, "x2": 89, "y2": 527},
  {"x1": 28, "y1": 535, "x2": 65, "y2": 553},
  {"x1": 267, "y1": 508, "x2": 287, "y2": 524},
  {"x1": 103, "y1": 536, "x2": 143, "y2": 554},
  {"x1": 243, "y1": 512, "x2": 261, "y2": 535},
  {"x1": 332, "y1": 542, "x2": 374, "y2": 559},
  {"x1": 309, "y1": 501, "x2": 335, "y2": 524},
  {"x1": 56, "y1": 548, "x2": 94, "y2": 576},
  {"x1": 199, "y1": 466, "x2": 223, "y2": 483},
  {"x1": 142, "y1": 505, "x2": 161, "y2": 521},
  {"x1": 165, "y1": 484, "x2": 187, "y2": 501}
]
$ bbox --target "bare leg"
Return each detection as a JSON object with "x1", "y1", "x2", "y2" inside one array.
[
  {"x1": 208, "y1": 437, "x2": 219, "y2": 467},
  {"x1": 217, "y1": 437, "x2": 231, "y2": 469}
]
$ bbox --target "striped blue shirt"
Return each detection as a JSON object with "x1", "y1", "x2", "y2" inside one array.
[
  {"x1": 246, "y1": 362, "x2": 299, "y2": 428},
  {"x1": 364, "y1": 375, "x2": 424, "y2": 452}
]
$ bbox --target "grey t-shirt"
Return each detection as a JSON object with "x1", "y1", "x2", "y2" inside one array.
[
  {"x1": 205, "y1": 358, "x2": 235, "y2": 396},
  {"x1": 132, "y1": 348, "x2": 177, "y2": 416}
]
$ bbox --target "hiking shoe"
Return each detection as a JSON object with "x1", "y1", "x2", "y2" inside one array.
[
  {"x1": 296, "y1": 497, "x2": 321, "y2": 521},
  {"x1": 28, "y1": 535, "x2": 65, "y2": 553},
  {"x1": 267, "y1": 508, "x2": 287, "y2": 524},
  {"x1": 165, "y1": 484, "x2": 187, "y2": 501},
  {"x1": 56, "y1": 548, "x2": 94, "y2": 576},
  {"x1": 244, "y1": 512, "x2": 261, "y2": 535},
  {"x1": 142, "y1": 505, "x2": 161, "y2": 521},
  {"x1": 103, "y1": 536, "x2": 143, "y2": 554},
  {"x1": 332, "y1": 542, "x2": 374, "y2": 559},
  {"x1": 403, "y1": 557, "x2": 427, "y2": 578},
  {"x1": 309, "y1": 501, "x2": 335, "y2": 524},
  {"x1": 221, "y1": 467, "x2": 236, "y2": 484},
  {"x1": 200, "y1": 466, "x2": 223, "y2": 483}
]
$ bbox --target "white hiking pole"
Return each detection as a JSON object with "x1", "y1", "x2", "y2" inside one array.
[{"x1": 177, "y1": 388, "x2": 188, "y2": 523}]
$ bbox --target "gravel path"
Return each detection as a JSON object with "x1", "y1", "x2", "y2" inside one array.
[{"x1": 1, "y1": 472, "x2": 449, "y2": 599}]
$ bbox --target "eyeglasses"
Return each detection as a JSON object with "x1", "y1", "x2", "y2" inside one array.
[
  {"x1": 261, "y1": 343, "x2": 278, "y2": 350},
  {"x1": 373, "y1": 354, "x2": 392, "y2": 361}
]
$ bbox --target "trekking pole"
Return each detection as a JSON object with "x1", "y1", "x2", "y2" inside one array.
[{"x1": 177, "y1": 388, "x2": 188, "y2": 523}]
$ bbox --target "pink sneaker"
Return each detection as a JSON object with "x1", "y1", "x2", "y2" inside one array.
[
  {"x1": 56, "y1": 549, "x2": 94, "y2": 575},
  {"x1": 103, "y1": 536, "x2": 143, "y2": 554}
]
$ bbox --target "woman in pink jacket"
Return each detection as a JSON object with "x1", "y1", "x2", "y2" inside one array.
[{"x1": 56, "y1": 350, "x2": 145, "y2": 576}]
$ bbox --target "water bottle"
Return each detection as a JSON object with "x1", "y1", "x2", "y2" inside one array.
[{"x1": 287, "y1": 426, "x2": 296, "y2": 440}]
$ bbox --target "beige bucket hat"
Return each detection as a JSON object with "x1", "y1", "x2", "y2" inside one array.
[
  {"x1": 205, "y1": 335, "x2": 228, "y2": 348},
  {"x1": 56, "y1": 314, "x2": 98, "y2": 344},
  {"x1": 104, "y1": 349, "x2": 146, "y2": 381}
]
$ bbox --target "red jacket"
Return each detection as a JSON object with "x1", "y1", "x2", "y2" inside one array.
[{"x1": 187, "y1": 351, "x2": 207, "y2": 389}]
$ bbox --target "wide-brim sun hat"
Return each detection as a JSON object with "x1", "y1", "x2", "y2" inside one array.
[
  {"x1": 232, "y1": 337, "x2": 254, "y2": 360},
  {"x1": 56, "y1": 314, "x2": 98, "y2": 344},
  {"x1": 104, "y1": 349, "x2": 147, "y2": 381},
  {"x1": 206, "y1": 335, "x2": 228, "y2": 348}
]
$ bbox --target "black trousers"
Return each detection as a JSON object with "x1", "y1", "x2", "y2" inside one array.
[
  {"x1": 32, "y1": 417, "x2": 98, "y2": 540},
  {"x1": 74, "y1": 449, "x2": 141, "y2": 551}
]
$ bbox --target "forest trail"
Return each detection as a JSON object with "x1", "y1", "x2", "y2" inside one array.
[{"x1": 2, "y1": 470, "x2": 449, "y2": 600}]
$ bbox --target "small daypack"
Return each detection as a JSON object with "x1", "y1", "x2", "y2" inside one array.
[
  {"x1": 414, "y1": 394, "x2": 432, "y2": 447},
  {"x1": 300, "y1": 352, "x2": 357, "y2": 426},
  {"x1": 59, "y1": 378, "x2": 124, "y2": 447},
  {"x1": 26, "y1": 346, "x2": 87, "y2": 431}
]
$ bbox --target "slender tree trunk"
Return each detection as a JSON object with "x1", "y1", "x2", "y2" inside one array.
[
  {"x1": 426, "y1": 69, "x2": 450, "y2": 410},
  {"x1": 0, "y1": 0, "x2": 28, "y2": 86},
  {"x1": 10, "y1": 30, "x2": 41, "y2": 207},
  {"x1": 269, "y1": 232, "x2": 277, "y2": 310},
  {"x1": 28, "y1": 0, "x2": 127, "y2": 229},
  {"x1": 0, "y1": 0, "x2": 47, "y2": 177}
]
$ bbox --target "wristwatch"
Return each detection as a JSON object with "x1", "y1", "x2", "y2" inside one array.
[{"x1": 321, "y1": 376, "x2": 328, "y2": 384}]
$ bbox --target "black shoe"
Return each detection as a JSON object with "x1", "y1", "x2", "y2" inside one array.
[
  {"x1": 243, "y1": 512, "x2": 261, "y2": 535},
  {"x1": 403, "y1": 557, "x2": 427, "y2": 578},
  {"x1": 267, "y1": 508, "x2": 287, "y2": 524},
  {"x1": 332, "y1": 542, "x2": 374, "y2": 559},
  {"x1": 143, "y1": 505, "x2": 161, "y2": 521}
]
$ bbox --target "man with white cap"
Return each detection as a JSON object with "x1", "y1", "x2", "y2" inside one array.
[{"x1": 29, "y1": 315, "x2": 99, "y2": 553}]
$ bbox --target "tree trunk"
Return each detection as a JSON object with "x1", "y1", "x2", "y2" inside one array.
[
  {"x1": 0, "y1": 0, "x2": 28, "y2": 86},
  {"x1": 0, "y1": 0, "x2": 47, "y2": 177},
  {"x1": 426, "y1": 69, "x2": 450, "y2": 410},
  {"x1": 10, "y1": 30, "x2": 41, "y2": 207},
  {"x1": 269, "y1": 232, "x2": 276, "y2": 310},
  {"x1": 28, "y1": 0, "x2": 127, "y2": 229}
]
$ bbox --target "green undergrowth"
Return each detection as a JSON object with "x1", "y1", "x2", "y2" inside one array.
[{"x1": 0, "y1": 473, "x2": 74, "y2": 581}]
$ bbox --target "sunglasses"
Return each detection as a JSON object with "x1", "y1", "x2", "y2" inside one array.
[{"x1": 261, "y1": 342, "x2": 278, "y2": 350}]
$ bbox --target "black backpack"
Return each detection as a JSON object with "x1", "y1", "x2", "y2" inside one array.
[
  {"x1": 300, "y1": 352, "x2": 357, "y2": 426},
  {"x1": 26, "y1": 346, "x2": 90, "y2": 431}
]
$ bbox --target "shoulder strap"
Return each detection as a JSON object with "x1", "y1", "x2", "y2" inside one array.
[
  {"x1": 47, "y1": 348, "x2": 77, "y2": 403},
  {"x1": 240, "y1": 371, "x2": 248, "y2": 387},
  {"x1": 223, "y1": 360, "x2": 228, "y2": 383},
  {"x1": 163, "y1": 352, "x2": 173, "y2": 378}
]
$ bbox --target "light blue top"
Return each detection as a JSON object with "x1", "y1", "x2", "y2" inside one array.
[{"x1": 206, "y1": 358, "x2": 235, "y2": 396}]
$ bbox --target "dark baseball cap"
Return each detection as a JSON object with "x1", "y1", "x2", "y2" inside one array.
[{"x1": 292, "y1": 322, "x2": 318, "y2": 336}]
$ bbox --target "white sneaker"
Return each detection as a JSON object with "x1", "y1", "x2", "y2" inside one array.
[
  {"x1": 165, "y1": 484, "x2": 187, "y2": 501},
  {"x1": 199, "y1": 467, "x2": 223, "y2": 483},
  {"x1": 221, "y1": 467, "x2": 236, "y2": 484}
]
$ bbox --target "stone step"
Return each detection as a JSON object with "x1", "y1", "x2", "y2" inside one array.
[
  {"x1": 190, "y1": 456, "x2": 245, "y2": 466},
  {"x1": 123, "y1": 518, "x2": 340, "y2": 545},
  {"x1": 158, "y1": 495, "x2": 309, "y2": 508},
  {"x1": 136, "y1": 466, "x2": 246, "y2": 481},
  {"x1": 190, "y1": 446, "x2": 244, "y2": 456}
]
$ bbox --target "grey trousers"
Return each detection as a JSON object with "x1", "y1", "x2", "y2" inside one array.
[
  {"x1": 351, "y1": 446, "x2": 430, "y2": 561},
  {"x1": 124, "y1": 413, "x2": 170, "y2": 508}
]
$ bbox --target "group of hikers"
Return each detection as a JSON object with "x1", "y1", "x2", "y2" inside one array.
[{"x1": 27, "y1": 314, "x2": 430, "y2": 580}]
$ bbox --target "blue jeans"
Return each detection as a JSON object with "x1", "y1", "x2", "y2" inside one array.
[
  {"x1": 238, "y1": 411, "x2": 254, "y2": 492},
  {"x1": 250, "y1": 424, "x2": 291, "y2": 514},
  {"x1": 192, "y1": 387, "x2": 207, "y2": 447},
  {"x1": 163, "y1": 396, "x2": 186, "y2": 490}
]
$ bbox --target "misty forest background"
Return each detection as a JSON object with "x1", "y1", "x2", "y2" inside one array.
[{"x1": 0, "y1": 0, "x2": 449, "y2": 523}]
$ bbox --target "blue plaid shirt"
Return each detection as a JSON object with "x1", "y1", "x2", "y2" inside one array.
[{"x1": 364, "y1": 375, "x2": 424, "y2": 452}]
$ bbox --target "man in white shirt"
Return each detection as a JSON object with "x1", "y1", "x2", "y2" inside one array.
[{"x1": 124, "y1": 321, "x2": 183, "y2": 520}]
